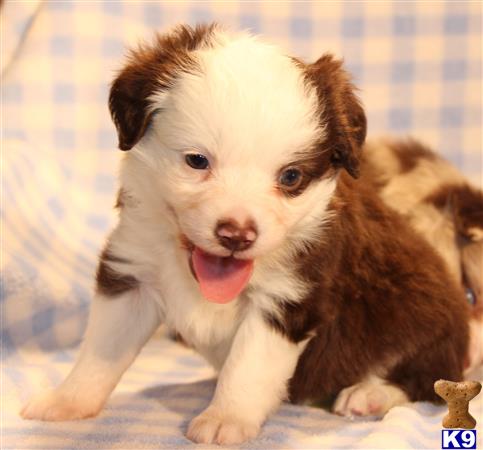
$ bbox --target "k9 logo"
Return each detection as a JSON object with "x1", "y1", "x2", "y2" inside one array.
[{"x1": 442, "y1": 430, "x2": 477, "y2": 449}]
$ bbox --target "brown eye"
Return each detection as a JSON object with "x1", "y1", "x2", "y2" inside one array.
[{"x1": 279, "y1": 167, "x2": 302, "y2": 189}]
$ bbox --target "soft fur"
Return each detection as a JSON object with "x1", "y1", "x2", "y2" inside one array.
[
  {"x1": 361, "y1": 138, "x2": 483, "y2": 373},
  {"x1": 22, "y1": 25, "x2": 470, "y2": 444}
]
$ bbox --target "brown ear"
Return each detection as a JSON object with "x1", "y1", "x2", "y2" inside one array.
[
  {"x1": 109, "y1": 24, "x2": 217, "y2": 150},
  {"x1": 451, "y1": 186, "x2": 483, "y2": 241},
  {"x1": 305, "y1": 54, "x2": 366, "y2": 178}
]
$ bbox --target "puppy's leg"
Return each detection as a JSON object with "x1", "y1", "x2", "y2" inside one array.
[
  {"x1": 333, "y1": 375, "x2": 409, "y2": 417},
  {"x1": 21, "y1": 288, "x2": 161, "y2": 421},
  {"x1": 187, "y1": 308, "x2": 305, "y2": 445}
]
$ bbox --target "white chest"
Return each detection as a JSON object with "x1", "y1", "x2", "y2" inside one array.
[{"x1": 154, "y1": 246, "x2": 243, "y2": 368}]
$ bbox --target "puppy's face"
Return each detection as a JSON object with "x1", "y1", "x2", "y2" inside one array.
[
  {"x1": 110, "y1": 25, "x2": 366, "y2": 302},
  {"x1": 147, "y1": 45, "x2": 328, "y2": 260}
]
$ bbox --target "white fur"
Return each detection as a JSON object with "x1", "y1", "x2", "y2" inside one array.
[
  {"x1": 22, "y1": 28, "x2": 333, "y2": 444},
  {"x1": 21, "y1": 288, "x2": 161, "y2": 420},
  {"x1": 187, "y1": 308, "x2": 307, "y2": 445},
  {"x1": 141, "y1": 32, "x2": 327, "y2": 262},
  {"x1": 333, "y1": 375, "x2": 409, "y2": 417},
  {"x1": 364, "y1": 138, "x2": 466, "y2": 206}
]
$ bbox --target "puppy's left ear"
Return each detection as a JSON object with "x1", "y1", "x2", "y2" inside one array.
[{"x1": 305, "y1": 54, "x2": 367, "y2": 178}]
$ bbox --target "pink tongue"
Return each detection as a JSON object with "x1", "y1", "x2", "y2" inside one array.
[{"x1": 192, "y1": 247, "x2": 254, "y2": 303}]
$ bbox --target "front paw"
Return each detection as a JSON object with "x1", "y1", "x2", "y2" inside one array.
[
  {"x1": 21, "y1": 388, "x2": 103, "y2": 421},
  {"x1": 187, "y1": 407, "x2": 260, "y2": 445}
]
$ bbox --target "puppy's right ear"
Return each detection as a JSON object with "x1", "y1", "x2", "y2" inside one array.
[{"x1": 109, "y1": 24, "x2": 218, "y2": 150}]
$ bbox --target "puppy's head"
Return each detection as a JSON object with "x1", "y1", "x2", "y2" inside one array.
[
  {"x1": 425, "y1": 182, "x2": 483, "y2": 316},
  {"x1": 110, "y1": 24, "x2": 366, "y2": 303}
]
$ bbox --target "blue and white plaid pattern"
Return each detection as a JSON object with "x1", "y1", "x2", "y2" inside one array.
[{"x1": 2, "y1": 2, "x2": 482, "y2": 448}]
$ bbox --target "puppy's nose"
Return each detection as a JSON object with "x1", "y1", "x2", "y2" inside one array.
[{"x1": 215, "y1": 219, "x2": 258, "y2": 252}]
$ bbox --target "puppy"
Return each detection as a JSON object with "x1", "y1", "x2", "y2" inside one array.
[
  {"x1": 361, "y1": 138, "x2": 483, "y2": 373},
  {"x1": 22, "y1": 25, "x2": 470, "y2": 445}
]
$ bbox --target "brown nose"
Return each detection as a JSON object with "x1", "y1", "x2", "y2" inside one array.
[{"x1": 215, "y1": 219, "x2": 258, "y2": 252}]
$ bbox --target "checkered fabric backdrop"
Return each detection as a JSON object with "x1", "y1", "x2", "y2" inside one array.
[{"x1": 2, "y1": 1, "x2": 482, "y2": 449}]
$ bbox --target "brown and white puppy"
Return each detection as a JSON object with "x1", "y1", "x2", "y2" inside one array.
[
  {"x1": 361, "y1": 138, "x2": 483, "y2": 373},
  {"x1": 21, "y1": 25, "x2": 470, "y2": 445}
]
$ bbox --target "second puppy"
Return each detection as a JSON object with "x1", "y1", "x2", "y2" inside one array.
[{"x1": 362, "y1": 138, "x2": 482, "y2": 374}]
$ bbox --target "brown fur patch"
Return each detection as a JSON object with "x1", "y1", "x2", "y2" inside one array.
[
  {"x1": 390, "y1": 139, "x2": 437, "y2": 173},
  {"x1": 265, "y1": 173, "x2": 470, "y2": 405},
  {"x1": 96, "y1": 248, "x2": 139, "y2": 297},
  {"x1": 115, "y1": 188, "x2": 125, "y2": 209},
  {"x1": 277, "y1": 151, "x2": 337, "y2": 197},
  {"x1": 424, "y1": 183, "x2": 483, "y2": 239},
  {"x1": 179, "y1": 233, "x2": 194, "y2": 252},
  {"x1": 303, "y1": 54, "x2": 367, "y2": 179},
  {"x1": 109, "y1": 24, "x2": 217, "y2": 150}
]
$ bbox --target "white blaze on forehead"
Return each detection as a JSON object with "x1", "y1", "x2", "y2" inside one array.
[{"x1": 151, "y1": 30, "x2": 323, "y2": 167}]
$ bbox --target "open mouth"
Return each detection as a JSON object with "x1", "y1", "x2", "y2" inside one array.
[{"x1": 188, "y1": 245, "x2": 254, "y2": 304}]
